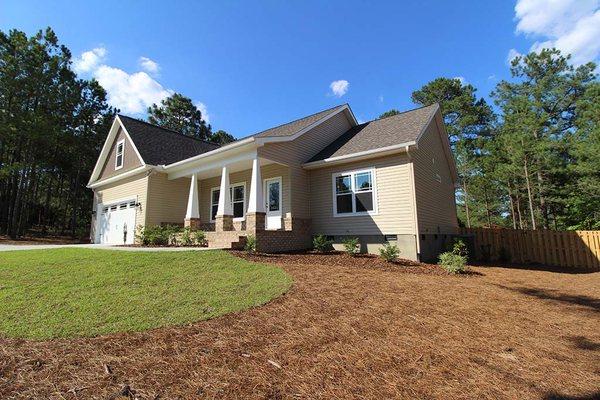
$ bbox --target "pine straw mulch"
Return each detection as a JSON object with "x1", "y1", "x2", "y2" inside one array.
[
  {"x1": 0, "y1": 253, "x2": 599, "y2": 399},
  {"x1": 232, "y1": 250, "x2": 456, "y2": 275}
]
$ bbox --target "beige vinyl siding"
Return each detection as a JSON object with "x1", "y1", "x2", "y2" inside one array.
[
  {"x1": 198, "y1": 163, "x2": 290, "y2": 222},
  {"x1": 258, "y1": 110, "x2": 353, "y2": 219},
  {"x1": 98, "y1": 128, "x2": 143, "y2": 180},
  {"x1": 92, "y1": 172, "x2": 149, "y2": 234},
  {"x1": 145, "y1": 172, "x2": 190, "y2": 226},
  {"x1": 411, "y1": 116, "x2": 458, "y2": 233},
  {"x1": 309, "y1": 154, "x2": 416, "y2": 235}
]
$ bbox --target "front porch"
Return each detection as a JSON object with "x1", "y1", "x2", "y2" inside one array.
[{"x1": 170, "y1": 152, "x2": 311, "y2": 252}]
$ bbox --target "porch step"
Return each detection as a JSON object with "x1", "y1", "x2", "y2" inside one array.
[{"x1": 205, "y1": 231, "x2": 247, "y2": 250}]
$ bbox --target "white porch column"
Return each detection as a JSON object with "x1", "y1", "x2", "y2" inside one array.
[
  {"x1": 247, "y1": 157, "x2": 266, "y2": 213},
  {"x1": 216, "y1": 165, "x2": 232, "y2": 216},
  {"x1": 185, "y1": 173, "x2": 200, "y2": 219}
]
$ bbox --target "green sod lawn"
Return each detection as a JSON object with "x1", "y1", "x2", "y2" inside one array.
[{"x1": 0, "y1": 248, "x2": 291, "y2": 340}]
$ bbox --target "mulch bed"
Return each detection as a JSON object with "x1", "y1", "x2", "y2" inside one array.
[
  {"x1": 0, "y1": 253, "x2": 598, "y2": 399},
  {"x1": 232, "y1": 250, "x2": 472, "y2": 276},
  {"x1": 0, "y1": 235, "x2": 87, "y2": 246}
]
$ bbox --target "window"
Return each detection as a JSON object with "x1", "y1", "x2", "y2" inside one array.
[
  {"x1": 332, "y1": 168, "x2": 377, "y2": 216},
  {"x1": 115, "y1": 139, "x2": 125, "y2": 170},
  {"x1": 210, "y1": 183, "x2": 246, "y2": 221}
]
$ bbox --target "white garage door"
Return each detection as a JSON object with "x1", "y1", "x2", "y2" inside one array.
[{"x1": 97, "y1": 200, "x2": 137, "y2": 244}]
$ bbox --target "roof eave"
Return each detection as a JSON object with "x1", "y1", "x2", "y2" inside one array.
[
  {"x1": 302, "y1": 141, "x2": 417, "y2": 170},
  {"x1": 87, "y1": 165, "x2": 155, "y2": 189}
]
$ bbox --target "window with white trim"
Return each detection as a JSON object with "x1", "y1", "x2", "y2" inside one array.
[
  {"x1": 333, "y1": 168, "x2": 377, "y2": 216},
  {"x1": 210, "y1": 183, "x2": 246, "y2": 221},
  {"x1": 115, "y1": 139, "x2": 125, "y2": 169}
]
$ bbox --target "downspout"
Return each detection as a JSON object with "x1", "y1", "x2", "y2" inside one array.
[{"x1": 406, "y1": 145, "x2": 421, "y2": 260}]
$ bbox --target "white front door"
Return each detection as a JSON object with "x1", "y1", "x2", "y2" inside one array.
[{"x1": 264, "y1": 177, "x2": 282, "y2": 230}]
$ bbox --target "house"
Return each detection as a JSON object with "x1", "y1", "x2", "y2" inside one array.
[{"x1": 87, "y1": 103, "x2": 458, "y2": 261}]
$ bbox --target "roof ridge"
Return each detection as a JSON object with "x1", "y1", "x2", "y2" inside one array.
[
  {"x1": 236, "y1": 103, "x2": 348, "y2": 140},
  {"x1": 118, "y1": 114, "x2": 220, "y2": 147},
  {"x1": 363, "y1": 103, "x2": 438, "y2": 125}
]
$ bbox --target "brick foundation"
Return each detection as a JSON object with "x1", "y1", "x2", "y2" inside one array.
[
  {"x1": 255, "y1": 217, "x2": 312, "y2": 253},
  {"x1": 215, "y1": 215, "x2": 233, "y2": 231},
  {"x1": 246, "y1": 212, "x2": 266, "y2": 232},
  {"x1": 184, "y1": 218, "x2": 202, "y2": 230}
]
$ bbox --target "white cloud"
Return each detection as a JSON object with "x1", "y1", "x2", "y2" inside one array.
[
  {"x1": 73, "y1": 47, "x2": 106, "y2": 74},
  {"x1": 73, "y1": 48, "x2": 175, "y2": 114},
  {"x1": 329, "y1": 80, "x2": 349, "y2": 97},
  {"x1": 488, "y1": 74, "x2": 497, "y2": 81},
  {"x1": 139, "y1": 56, "x2": 160, "y2": 74},
  {"x1": 453, "y1": 76, "x2": 466, "y2": 85},
  {"x1": 194, "y1": 101, "x2": 210, "y2": 124},
  {"x1": 513, "y1": 0, "x2": 600, "y2": 64},
  {"x1": 94, "y1": 66, "x2": 173, "y2": 114}
]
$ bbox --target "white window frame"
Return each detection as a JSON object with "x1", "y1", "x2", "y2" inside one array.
[
  {"x1": 331, "y1": 167, "x2": 378, "y2": 217},
  {"x1": 210, "y1": 182, "x2": 246, "y2": 222},
  {"x1": 115, "y1": 139, "x2": 125, "y2": 170}
]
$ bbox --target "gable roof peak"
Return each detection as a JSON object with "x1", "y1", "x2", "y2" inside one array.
[{"x1": 117, "y1": 114, "x2": 218, "y2": 147}]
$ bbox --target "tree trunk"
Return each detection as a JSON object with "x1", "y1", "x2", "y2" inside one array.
[
  {"x1": 462, "y1": 180, "x2": 471, "y2": 228},
  {"x1": 508, "y1": 184, "x2": 517, "y2": 229},
  {"x1": 523, "y1": 155, "x2": 537, "y2": 230}
]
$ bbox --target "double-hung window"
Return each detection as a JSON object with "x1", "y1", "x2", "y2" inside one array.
[
  {"x1": 210, "y1": 183, "x2": 246, "y2": 221},
  {"x1": 333, "y1": 168, "x2": 377, "y2": 216},
  {"x1": 115, "y1": 139, "x2": 125, "y2": 170}
]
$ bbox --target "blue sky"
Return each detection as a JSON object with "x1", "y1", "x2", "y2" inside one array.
[{"x1": 2, "y1": 0, "x2": 598, "y2": 138}]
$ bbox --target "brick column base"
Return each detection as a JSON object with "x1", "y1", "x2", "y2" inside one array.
[
  {"x1": 246, "y1": 212, "x2": 266, "y2": 233},
  {"x1": 184, "y1": 218, "x2": 202, "y2": 230},
  {"x1": 215, "y1": 215, "x2": 234, "y2": 231}
]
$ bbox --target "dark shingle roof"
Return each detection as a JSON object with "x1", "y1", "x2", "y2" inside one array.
[
  {"x1": 118, "y1": 115, "x2": 221, "y2": 165},
  {"x1": 249, "y1": 104, "x2": 348, "y2": 138},
  {"x1": 307, "y1": 104, "x2": 438, "y2": 163}
]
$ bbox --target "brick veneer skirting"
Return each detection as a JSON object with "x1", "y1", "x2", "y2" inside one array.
[{"x1": 255, "y1": 217, "x2": 312, "y2": 253}]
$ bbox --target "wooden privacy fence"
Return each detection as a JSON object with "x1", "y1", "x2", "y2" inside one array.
[{"x1": 459, "y1": 228, "x2": 600, "y2": 271}]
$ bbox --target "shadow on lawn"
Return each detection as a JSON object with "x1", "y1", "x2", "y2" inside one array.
[{"x1": 494, "y1": 284, "x2": 600, "y2": 313}]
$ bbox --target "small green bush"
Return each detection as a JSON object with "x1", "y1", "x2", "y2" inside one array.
[
  {"x1": 451, "y1": 239, "x2": 468, "y2": 258},
  {"x1": 136, "y1": 225, "x2": 170, "y2": 246},
  {"x1": 180, "y1": 227, "x2": 193, "y2": 246},
  {"x1": 438, "y1": 252, "x2": 467, "y2": 274},
  {"x1": 379, "y1": 242, "x2": 400, "y2": 262},
  {"x1": 313, "y1": 234, "x2": 333, "y2": 253},
  {"x1": 342, "y1": 237, "x2": 360, "y2": 256},
  {"x1": 193, "y1": 230, "x2": 207, "y2": 246},
  {"x1": 245, "y1": 234, "x2": 257, "y2": 253}
]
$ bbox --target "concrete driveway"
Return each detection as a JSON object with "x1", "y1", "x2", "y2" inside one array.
[{"x1": 0, "y1": 244, "x2": 218, "y2": 252}]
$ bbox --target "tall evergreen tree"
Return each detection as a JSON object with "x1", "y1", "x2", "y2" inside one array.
[
  {"x1": 492, "y1": 49, "x2": 596, "y2": 229},
  {"x1": 0, "y1": 28, "x2": 115, "y2": 238},
  {"x1": 147, "y1": 93, "x2": 212, "y2": 141}
]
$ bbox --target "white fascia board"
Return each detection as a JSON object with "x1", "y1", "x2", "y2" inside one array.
[
  {"x1": 117, "y1": 115, "x2": 146, "y2": 167},
  {"x1": 162, "y1": 137, "x2": 256, "y2": 171},
  {"x1": 87, "y1": 165, "x2": 154, "y2": 189},
  {"x1": 88, "y1": 117, "x2": 121, "y2": 185},
  {"x1": 87, "y1": 115, "x2": 146, "y2": 185},
  {"x1": 167, "y1": 149, "x2": 258, "y2": 180},
  {"x1": 432, "y1": 111, "x2": 459, "y2": 183},
  {"x1": 302, "y1": 141, "x2": 417, "y2": 170},
  {"x1": 255, "y1": 104, "x2": 355, "y2": 145}
]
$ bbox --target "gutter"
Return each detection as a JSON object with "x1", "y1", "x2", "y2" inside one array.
[
  {"x1": 302, "y1": 141, "x2": 417, "y2": 169},
  {"x1": 87, "y1": 165, "x2": 155, "y2": 189}
]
